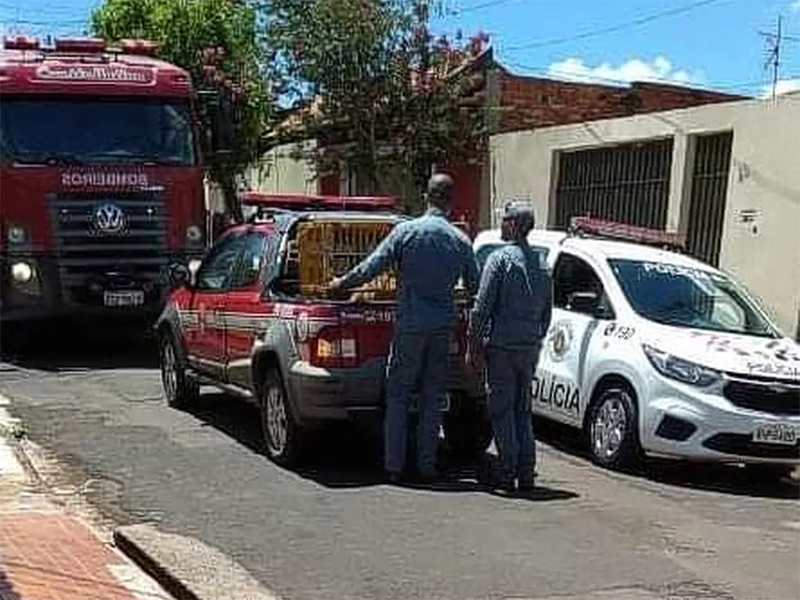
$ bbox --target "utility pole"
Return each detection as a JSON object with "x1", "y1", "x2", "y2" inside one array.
[{"x1": 759, "y1": 16, "x2": 782, "y2": 100}]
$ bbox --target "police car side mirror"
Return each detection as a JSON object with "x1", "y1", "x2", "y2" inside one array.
[{"x1": 567, "y1": 291, "x2": 601, "y2": 315}]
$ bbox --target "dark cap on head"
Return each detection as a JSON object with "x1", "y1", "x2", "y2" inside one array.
[
  {"x1": 426, "y1": 173, "x2": 454, "y2": 209},
  {"x1": 502, "y1": 201, "x2": 535, "y2": 238}
]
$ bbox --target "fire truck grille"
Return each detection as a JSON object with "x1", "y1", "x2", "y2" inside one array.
[{"x1": 50, "y1": 194, "x2": 168, "y2": 303}]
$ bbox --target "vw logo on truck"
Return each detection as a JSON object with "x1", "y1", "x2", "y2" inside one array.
[{"x1": 92, "y1": 203, "x2": 128, "y2": 236}]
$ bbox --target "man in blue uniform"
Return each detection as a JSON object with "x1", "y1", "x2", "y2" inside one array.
[
  {"x1": 329, "y1": 173, "x2": 479, "y2": 483},
  {"x1": 468, "y1": 202, "x2": 552, "y2": 493}
]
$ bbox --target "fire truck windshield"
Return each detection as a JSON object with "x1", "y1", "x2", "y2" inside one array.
[{"x1": 0, "y1": 96, "x2": 196, "y2": 166}]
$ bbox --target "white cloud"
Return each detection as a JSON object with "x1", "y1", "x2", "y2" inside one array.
[
  {"x1": 790, "y1": 0, "x2": 800, "y2": 12},
  {"x1": 546, "y1": 56, "x2": 703, "y2": 87},
  {"x1": 762, "y1": 78, "x2": 800, "y2": 97}
]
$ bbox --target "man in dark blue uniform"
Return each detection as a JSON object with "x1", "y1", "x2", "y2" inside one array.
[
  {"x1": 329, "y1": 174, "x2": 479, "y2": 483},
  {"x1": 468, "y1": 202, "x2": 552, "y2": 493}
]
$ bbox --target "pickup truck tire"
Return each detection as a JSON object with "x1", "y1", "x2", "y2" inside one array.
[
  {"x1": 159, "y1": 333, "x2": 199, "y2": 409},
  {"x1": 260, "y1": 368, "x2": 303, "y2": 467},
  {"x1": 444, "y1": 397, "x2": 493, "y2": 460},
  {"x1": 586, "y1": 386, "x2": 641, "y2": 471}
]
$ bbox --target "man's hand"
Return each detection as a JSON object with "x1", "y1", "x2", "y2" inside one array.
[{"x1": 328, "y1": 276, "x2": 344, "y2": 291}]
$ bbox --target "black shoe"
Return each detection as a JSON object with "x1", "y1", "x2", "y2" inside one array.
[
  {"x1": 385, "y1": 471, "x2": 404, "y2": 485},
  {"x1": 416, "y1": 469, "x2": 442, "y2": 485},
  {"x1": 517, "y1": 469, "x2": 537, "y2": 493},
  {"x1": 485, "y1": 470, "x2": 515, "y2": 494}
]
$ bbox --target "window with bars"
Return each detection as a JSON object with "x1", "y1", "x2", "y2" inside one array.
[
  {"x1": 685, "y1": 131, "x2": 733, "y2": 267},
  {"x1": 553, "y1": 138, "x2": 674, "y2": 230}
]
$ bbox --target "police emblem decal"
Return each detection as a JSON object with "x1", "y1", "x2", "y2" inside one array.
[{"x1": 548, "y1": 320, "x2": 574, "y2": 361}]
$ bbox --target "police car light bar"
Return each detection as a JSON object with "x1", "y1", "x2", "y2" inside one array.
[
  {"x1": 240, "y1": 192, "x2": 402, "y2": 213},
  {"x1": 569, "y1": 216, "x2": 685, "y2": 251},
  {"x1": 4, "y1": 36, "x2": 40, "y2": 51},
  {"x1": 54, "y1": 38, "x2": 106, "y2": 53}
]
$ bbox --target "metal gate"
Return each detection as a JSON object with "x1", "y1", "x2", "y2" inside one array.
[
  {"x1": 553, "y1": 138, "x2": 674, "y2": 230},
  {"x1": 685, "y1": 131, "x2": 733, "y2": 267}
]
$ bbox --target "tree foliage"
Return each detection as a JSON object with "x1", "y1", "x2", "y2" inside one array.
[
  {"x1": 92, "y1": 0, "x2": 273, "y2": 220},
  {"x1": 260, "y1": 0, "x2": 488, "y2": 210}
]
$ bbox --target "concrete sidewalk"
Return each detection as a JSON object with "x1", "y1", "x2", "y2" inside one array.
[{"x1": 0, "y1": 402, "x2": 171, "y2": 600}]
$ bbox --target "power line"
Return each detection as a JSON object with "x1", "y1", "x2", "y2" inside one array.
[
  {"x1": 454, "y1": 0, "x2": 517, "y2": 14},
  {"x1": 503, "y1": 0, "x2": 723, "y2": 52},
  {"x1": 501, "y1": 58, "x2": 791, "y2": 95}
]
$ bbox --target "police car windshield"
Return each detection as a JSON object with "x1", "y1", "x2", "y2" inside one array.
[
  {"x1": 0, "y1": 96, "x2": 196, "y2": 166},
  {"x1": 609, "y1": 259, "x2": 778, "y2": 338}
]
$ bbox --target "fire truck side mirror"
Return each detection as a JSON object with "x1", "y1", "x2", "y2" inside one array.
[
  {"x1": 168, "y1": 263, "x2": 192, "y2": 290},
  {"x1": 213, "y1": 98, "x2": 234, "y2": 155}
]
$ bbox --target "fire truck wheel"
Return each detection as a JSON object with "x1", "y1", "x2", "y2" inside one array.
[
  {"x1": 260, "y1": 368, "x2": 303, "y2": 467},
  {"x1": 159, "y1": 333, "x2": 199, "y2": 409},
  {"x1": 586, "y1": 385, "x2": 641, "y2": 471},
  {"x1": 443, "y1": 397, "x2": 493, "y2": 460}
]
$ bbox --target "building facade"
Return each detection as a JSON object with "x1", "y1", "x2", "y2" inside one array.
[
  {"x1": 490, "y1": 93, "x2": 800, "y2": 338},
  {"x1": 249, "y1": 50, "x2": 741, "y2": 236}
]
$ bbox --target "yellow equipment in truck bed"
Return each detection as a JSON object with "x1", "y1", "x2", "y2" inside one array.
[{"x1": 295, "y1": 220, "x2": 397, "y2": 300}]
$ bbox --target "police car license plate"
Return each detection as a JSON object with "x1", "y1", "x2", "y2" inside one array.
[
  {"x1": 409, "y1": 393, "x2": 451, "y2": 412},
  {"x1": 104, "y1": 290, "x2": 145, "y2": 307},
  {"x1": 752, "y1": 423, "x2": 798, "y2": 445}
]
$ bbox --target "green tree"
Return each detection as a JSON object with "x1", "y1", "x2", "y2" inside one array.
[
  {"x1": 92, "y1": 0, "x2": 273, "y2": 220},
  {"x1": 261, "y1": 0, "x2": 487, "y2": 211}
]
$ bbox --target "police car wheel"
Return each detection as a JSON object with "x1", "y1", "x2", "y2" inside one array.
[
  {"x1": 744, "y1": 464, "x2": 796, "y2": 485},
  {"x1": 587, "y1": 386, "x2": 640, "y2": 470},
  {"x1": 260, "y1": 368, "x2": 302, "y2": 467},
  {"x1": 159, "y1": 333, "x2": 199, "y2": 409}
]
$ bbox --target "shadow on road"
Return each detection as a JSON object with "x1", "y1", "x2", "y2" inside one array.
[
  {"x1": 0, "y1": 319, "x2": 157, "y2": 371},
  {"x1": 0, "y1": 567, "x2": 23, "y2": 600},
  {"x1": 184, "y1": 392, "x2": 579, "y2": 500},
  {"x1": 534, "y1": 417, "x2": 799, "y2": 500}
]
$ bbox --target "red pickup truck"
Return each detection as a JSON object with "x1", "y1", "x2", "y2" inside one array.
[{"x1": 155, "y1": 193, "x2": 490, "y2": 466}]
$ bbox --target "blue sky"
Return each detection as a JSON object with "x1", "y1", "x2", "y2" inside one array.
[{"x1": 2, "y1": 0, "x2": 799, "y2": 97}]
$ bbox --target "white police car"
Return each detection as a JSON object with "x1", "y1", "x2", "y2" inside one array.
[{"x1": 474, "y1": 217, "x2": 800, "y2": 478}]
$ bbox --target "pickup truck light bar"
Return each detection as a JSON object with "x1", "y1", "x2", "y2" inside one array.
[
  {"x1": 4, "y1": 36, "x2": 40, "y2": 51},
  {"x1": 568, "y1": 216, "x2": 685, "y2": 251},
  {"x1": 240, "y1": 192, "x2": 401, "y2": 213}
]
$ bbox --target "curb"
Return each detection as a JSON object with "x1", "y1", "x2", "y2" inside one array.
[{"x1": 114, "y1": 524, "x2": 282, "y2": 600}]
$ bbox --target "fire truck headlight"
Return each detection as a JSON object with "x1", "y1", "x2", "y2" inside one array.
[
  {"x1": 7, "y1": 226, "x2": 27, "y2": 245},
  {"x1": 11, "y1": 262, "x2": 34, "y2": 283},
  {"x1": 186, "y1": 225, "x2": 203, "y2": 244}
]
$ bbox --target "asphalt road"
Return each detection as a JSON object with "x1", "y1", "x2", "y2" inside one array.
[{"x1": 1, "y1": 322, "x2": 798, "y2": 600}]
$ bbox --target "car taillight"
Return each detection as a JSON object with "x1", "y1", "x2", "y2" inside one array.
[{"x1": 310, "y1": 325, "x2": 359, "y2": 368}]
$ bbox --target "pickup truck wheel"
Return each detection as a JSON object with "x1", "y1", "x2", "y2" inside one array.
[
  {"x1": 260, "y1": 369, "x2": 302, "y2": 467},
  {"x1": 160, "y1": 333, "x2": 199, "y2": 409},
  {"x1": 587, "y1": 386, "x2": 641, "y2": 471},
  {"x1": 444, "y1": 398, "x2": 492, "y2": 460}
]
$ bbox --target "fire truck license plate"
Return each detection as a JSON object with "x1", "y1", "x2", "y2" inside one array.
[
  {"x1": 104, "y1": 290, "x2": 145, "y2": 307},
  {"x1": 752, "y1": 423, "x2": 798, "y2": 445}
]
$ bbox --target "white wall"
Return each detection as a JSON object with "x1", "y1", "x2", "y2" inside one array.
[
  {"x1": 490, "y1": 94, "x2": 800, "y2": 338},
  {"x1": 247, "y1": 140, "x2": 318, "y2": 194}
]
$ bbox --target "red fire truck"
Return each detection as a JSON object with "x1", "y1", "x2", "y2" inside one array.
[{"x1": 0, "y1": 36, "x2": 208, "y2": 324}]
